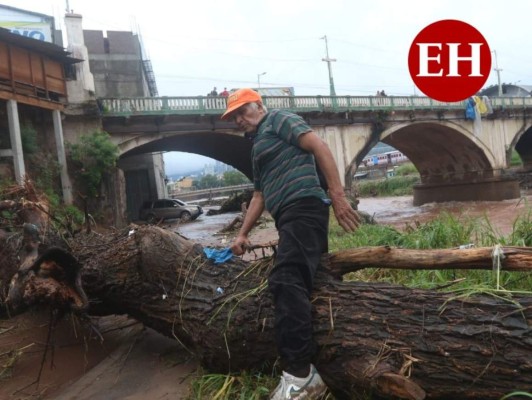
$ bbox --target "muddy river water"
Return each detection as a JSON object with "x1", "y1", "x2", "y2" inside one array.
[
  {"x1": 358, "y1": 190, "x2": 532, "y2": 235},
  {"x1": 178, "y1": 189, "x2": 532, "y2": 247}
]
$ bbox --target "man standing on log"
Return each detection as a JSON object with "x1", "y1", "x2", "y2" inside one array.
[{"x1": 222, "y1": 88, "x2": 360, "y2": 399}]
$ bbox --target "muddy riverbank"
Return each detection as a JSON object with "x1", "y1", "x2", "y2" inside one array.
[{"x1": 179, "y1": 189, "x2": 532, "y2": 247}]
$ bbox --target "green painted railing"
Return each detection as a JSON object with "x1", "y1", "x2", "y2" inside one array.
[{"x1": 98, "y1": 96, "x2": 532, "y2": 117}]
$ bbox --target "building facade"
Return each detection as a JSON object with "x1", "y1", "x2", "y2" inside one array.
[
  {"x1": 0, "y1": 25, "x2": 78, "y2": 204},
  {"x1": 0, "y1": 4, "x2": 166, "y2": 225}
]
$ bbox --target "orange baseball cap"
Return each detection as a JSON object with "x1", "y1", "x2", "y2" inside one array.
[{"x1": 221, "y1": 88, "x2": 262, "y2": 120}]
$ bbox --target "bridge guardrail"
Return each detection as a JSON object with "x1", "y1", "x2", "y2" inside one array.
[
  {"x1": 98, "y1": 96, "x2": 532, "y2": 117},
  {"x1": 172, "y1": 184, "x2": 254, "y2": 202}
]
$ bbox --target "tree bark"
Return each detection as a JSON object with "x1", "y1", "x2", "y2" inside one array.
[{"x1": 4, "y1": 225, "x2": 532, "y2": 400}]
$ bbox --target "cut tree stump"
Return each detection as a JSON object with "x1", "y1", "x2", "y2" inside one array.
[{"x1": 4, "y1": 225, "x2": 532, "y2": 400}]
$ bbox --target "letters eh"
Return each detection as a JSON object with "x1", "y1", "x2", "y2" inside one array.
[{"x1": 416, "y1": 43, "x2": 483, "y2": 77}]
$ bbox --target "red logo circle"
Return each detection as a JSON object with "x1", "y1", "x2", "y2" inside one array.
[{"x1": 408, "y1": 19, "x2": 491, "y2": 102}]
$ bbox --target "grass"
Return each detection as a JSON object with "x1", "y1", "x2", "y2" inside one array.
[
  {"x1": 394, "y1": 162, "x2": 419, "y2": 176},
  {"x1": 330, "y1": 210, "x2": 532, "y2": 292},
  {"x1": 356, "y1": 175, "x2": 419, "y2": 197},
  {"x1": 187, "y1": 369, "x2": 341, "y2": 400},
  {"x1": 187, "y1": 369, "x2": 273, "y2": 400},
  {"x1": 509, "y1": 207, "x2": 532, "y2": 246},
  {"x1": 0, "y1": 341, "x2": 33, "y2": 380}
]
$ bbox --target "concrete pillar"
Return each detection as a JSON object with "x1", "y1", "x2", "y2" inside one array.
[
  {"x1": 64, "y1": 13, "x2": 95, "y2": 103},
  {"x1": 52, "y1": 110, "x2": 73, "y2": 204},
  {"x1": 6, "y1": 99, "x2": 25, "y2": 184}
]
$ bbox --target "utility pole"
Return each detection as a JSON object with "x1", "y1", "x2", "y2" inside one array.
[
  {"x1": 492, "y1": 50, "x2": 503, "y2": 96},
  {"x1": 321, "y1": 35, "x2": 337, "y2": 96},
  {"x1": 257, "y1": 72, "x2": 266, "y2": 88}
]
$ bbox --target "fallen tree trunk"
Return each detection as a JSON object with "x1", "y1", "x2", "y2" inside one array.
[
  {"x1": 326, "y1": 245, "x2": 532, "y2": 275},
  {"x1": 5, "y1": 225, "x2": 532, "y2": 400}
]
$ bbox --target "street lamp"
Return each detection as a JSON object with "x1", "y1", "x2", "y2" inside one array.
[{"x1": 257, "y1": 72, "x2": 267, "y2": 88}]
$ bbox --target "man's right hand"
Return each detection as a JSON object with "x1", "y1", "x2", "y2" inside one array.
[{"x1": 231, "y1": 235, "x2": 251, "y2": 256}]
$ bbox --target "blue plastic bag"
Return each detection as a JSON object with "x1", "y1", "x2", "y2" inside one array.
[{"x1": 203, "y1": 247, "x2": 233, "y2": 264}]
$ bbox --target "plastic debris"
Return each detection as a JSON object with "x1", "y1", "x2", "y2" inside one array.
[{"x1": 203, "y1": 247, "x2": 233, "y2": 264}]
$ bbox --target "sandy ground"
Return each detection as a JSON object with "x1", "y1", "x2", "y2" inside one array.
[
  {"x1": 1, "y1": 193, "x2": 530, "y2": 399},
  {"x1": 0, "y1": 312, "x2": 197, "y2": 400}
]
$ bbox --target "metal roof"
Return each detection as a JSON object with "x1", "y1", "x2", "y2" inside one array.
[{"x1": 0, "y1": 27, "x2": 81, "y2": 64}]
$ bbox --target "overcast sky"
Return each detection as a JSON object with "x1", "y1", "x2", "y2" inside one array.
[{"x1": 5, "y1": 0, "x2": 532, "y2": 174}]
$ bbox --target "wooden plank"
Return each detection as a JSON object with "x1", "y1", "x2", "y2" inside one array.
[
  {"x1": 0, "y1": 91, "x2": 64, "y2": 110},
  {"x1": 0, "y1": 43, "x2": 9, "y2": 79}
]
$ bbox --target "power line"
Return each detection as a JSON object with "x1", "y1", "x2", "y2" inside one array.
[{"x1": 156, "y1": 73, "x2": 415, "y2": 95}]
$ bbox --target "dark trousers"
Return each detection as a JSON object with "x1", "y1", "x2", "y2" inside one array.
[{"x1": 269, "y1": 197, "x2": 329, "y2": 375}]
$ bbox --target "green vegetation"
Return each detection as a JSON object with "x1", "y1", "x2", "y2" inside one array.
[
  {"x1": 187, "y1": 368, "x2": 339, "y2": 400},
  {"x1": 356, "y1": 175, "x2": 419, "y2": 197},
  {"x1": 29, "y1": 154, "x2": 62, "y2": 201},
  {"x1": 222, "y1": 170, "x2": 250, "y2": 186},
  {"x1": 510, "y1": 149, "x2": 523, "y2": 167},
  {"x1": 68, "y1": 130, "x2": 119, "y2": 198},
  {"x1": 192, "y1": 171, "x2": 251, "y2": 190},
  {"x1": 20, "y1": 123, "x2": 38, "y2": 154},
  {"x1": 194, "y1": 174, "x2": 221, "y2": 189},
  {"x1": 394, "y1": 162, "x2": 418, "y2": 176},
  {"x1": 0, "y1": 120, "x2": 88, "y2": 235},
  {"x1": 329, "y1": 210, "x2": 532, "y2": 292},
  {"x1": 509, "y1": 208, "x2": 532, "y2": 246},
  {"x1": 355, "y1": 162, "x2": 420, "y2": 197},
  {"x1": 188, "y1": 370, "x2": 272, "y2": 400}
]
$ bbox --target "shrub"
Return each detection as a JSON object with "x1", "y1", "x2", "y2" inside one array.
[{"x1": 68, "y1": 131, "x2": 118, "y2": 198}]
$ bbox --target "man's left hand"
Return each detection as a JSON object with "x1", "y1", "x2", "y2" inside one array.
[{"x1": 331, "y1": 196, "x2": 361, "y2": 232}]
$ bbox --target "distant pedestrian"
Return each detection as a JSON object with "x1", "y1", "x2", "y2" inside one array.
[
  {"x1": 210, "y1": 87, "x2": 218, "y2": 96},
  {"x1": 220, "y1": 87, "x2": 230, "y2": 97}
]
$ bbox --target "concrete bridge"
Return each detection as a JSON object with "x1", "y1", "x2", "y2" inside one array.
[{"x1": 99, "y1": 95, "x2": 532, "y2": 205}]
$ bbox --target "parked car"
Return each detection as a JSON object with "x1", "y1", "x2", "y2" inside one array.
[{"x1": 139, "y1": 199, "x2": 203, "y2": 223}]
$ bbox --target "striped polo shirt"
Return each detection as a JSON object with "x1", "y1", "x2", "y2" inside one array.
[{"x1": 252, "y1": 109, "x2": 328, "y2": 219}]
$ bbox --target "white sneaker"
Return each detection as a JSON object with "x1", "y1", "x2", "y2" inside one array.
[{"x1": 270, "y1": 364, "x2": 327, "y2": 399}]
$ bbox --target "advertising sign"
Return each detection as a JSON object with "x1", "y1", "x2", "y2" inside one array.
[
  {"x1": 0, "y1": 21, "x2": 52, "y2": 42},
  {"x1": 0, "y1": 5, "x2": 54, "y2": 43}
]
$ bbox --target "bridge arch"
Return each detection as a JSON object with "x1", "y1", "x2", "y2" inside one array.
[
  {"x1": 380, "y1": 120, "x2": 497, "y2": 183},
  {"x1": 344, "y1": 119, "x2": 523, "y2": 205},
  {"x1": 509, "y1": 121, "x2": 532, "y2": 169},
  {"x1": 118, "y1": 129, "x2": 253, "y2": 179},
  {"x1": 345, "y1": 120, "x2": 497, "y2": 189}
]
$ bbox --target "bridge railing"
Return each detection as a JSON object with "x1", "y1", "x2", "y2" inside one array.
[
  {"x1": 491, "y1": 97, "x2": 532, "y2": 107},
  {"x1": 98, "y1": 96, "x2": 532, "y2": 117}
]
